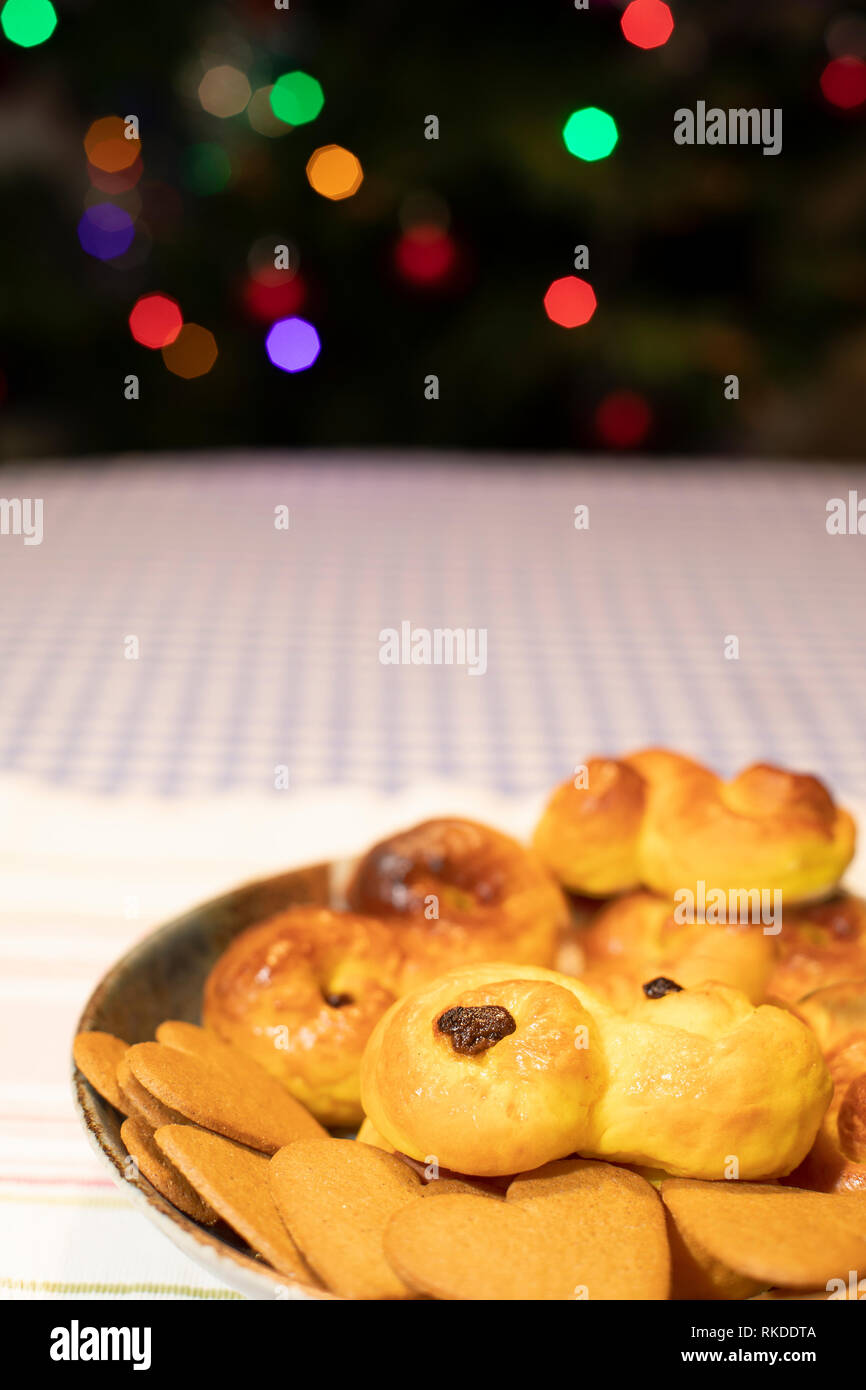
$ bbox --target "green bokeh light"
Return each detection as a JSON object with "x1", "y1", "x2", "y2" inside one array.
[
  {"x1": 1, "y1": 0, "x2": 57, "y2": 46},
  {"x1": 563, "y1": 107, "x2": 618, "y2": 161},
  {"x1": 184, "y1": 143, "x2": 232, "y2": 195},
  {"x1": 269, "y1": 71, "x2": 324, "y2": 126}
]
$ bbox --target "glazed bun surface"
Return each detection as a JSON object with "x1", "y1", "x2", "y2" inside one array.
[
  {"x1": 769, "y1": 896, "x2": 866, "y2": 1003},
  {"x1": 592, "y1": 983, "x2": 832, "y2": 1179},
  {"x1": 580, "y1": 890, "x2": 777, "y2": 1005},
  {"x1": 361, "y1": 964, "x2": 831, "y2": 1180},
  {"x1": 203, "y1": 907, "x2": 403, "y2": 1127},
  {"x1": 534, "y1": 749, "x2": 855, "y2": 904},
  {"x1": 347, "y1": 817, "x2": 568, "y2": 987},
  {"x1": 360, "y1": 963, "x2": 604, "y2": 1176}
]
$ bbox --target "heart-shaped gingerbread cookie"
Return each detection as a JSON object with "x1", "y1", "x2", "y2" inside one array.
[{"x1": 385, "y1": 1159, "x2": 670, "y2": 1300}]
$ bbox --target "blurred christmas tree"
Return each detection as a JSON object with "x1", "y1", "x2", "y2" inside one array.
[{"x1": 0, "y1": 0, "x2": 863, "y2": 460}]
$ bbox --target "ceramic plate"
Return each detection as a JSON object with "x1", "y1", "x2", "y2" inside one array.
[{"x1": 72, "y1": 860, "x2": 347, "y2": 1301}]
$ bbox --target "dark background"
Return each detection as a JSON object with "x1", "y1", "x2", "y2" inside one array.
[{"x1": 1, "y1": 0, "x2": 864, "y2": 461}]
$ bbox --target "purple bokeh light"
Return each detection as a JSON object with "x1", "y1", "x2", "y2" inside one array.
[
  {"x1": 77, "y1": 203, "x2": 135, "y2": 261},
  {"x1": 265, "y1": 316, "x2": 321, "y2": 373}
]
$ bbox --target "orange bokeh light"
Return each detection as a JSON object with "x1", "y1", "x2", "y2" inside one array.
[
  {"x1": 161, "y1": 324, "x2": 218, "y2": 379},
  {"x1": 306, "y1": 145, "x2": 363, "y2": 200},
  {"x1": 84, "y1": 116, "x2": 141, "y2": 173}
]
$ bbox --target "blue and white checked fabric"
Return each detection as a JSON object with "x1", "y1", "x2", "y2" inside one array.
[{"x1": 0, "y1": 453, "x2": 864, "y2": 801}]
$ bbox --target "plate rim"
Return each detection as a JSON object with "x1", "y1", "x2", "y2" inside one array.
[{"x1": 72, "y1": 864, "x2": 341, "y2": 1302}]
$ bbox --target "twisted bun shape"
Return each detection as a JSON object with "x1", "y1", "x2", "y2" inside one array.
[
  {"x1": 534, "y1": 749, "x2": 855, "y2": 903},
  {"x1": 361, "y1": 963, "x2": 831, "y2": 1179}
]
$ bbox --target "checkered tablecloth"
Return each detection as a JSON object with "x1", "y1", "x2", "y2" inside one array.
[
  {"x1": 2, "y1": 454, "x2": 865, "y2": 798},
  {"x1": 1, "y1": 452, "x2": 864, "y2": 1299}
]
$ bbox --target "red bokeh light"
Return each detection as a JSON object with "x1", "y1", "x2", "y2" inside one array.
[
  {"x1": 595, "y1": 390, "x2": 652, "y2": 449},
  {"x1": 88, "y1": 157, "x2": 143, "y2": 194},
  {"x1": 621, "y1": 0, "x2": 674, "y2": 50},
  {"x1": 820, "y1": 56, "x2": 866, "y2": 110},
  {"x1": 394, "y1": 225, "x2": 457, "y2": 285},
  {"x1": 241, "y1": 274, "x2": 306, "y2": 322},
  {"x1": 129, "y1": 293, "x2": 183, "y2": 349},
  {"x1": 543, "y1": 276, "x2": 597, "y2": 328}
]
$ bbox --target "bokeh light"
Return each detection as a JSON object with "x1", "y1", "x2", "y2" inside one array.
[
  {"x1": 270, "y1": 71, "x2": 324, "y2": 126},
  {"x1": 242, "y1": 275, "x2": 306, "y2": 322},
  {"x1": 621, "y1": 0, "x2": 674, "y2": 50},
  {"x1": 77, "y1": 204, "x2": 136, "y2": 261},
  {"x1": 543, "y1": 275, "x2": 597, "y2": 327},
  {"x1": 1, "y1": 0, "x2": 57, "y2": 47},
  {"x1": 247, "y1": 86, "x2": 288, "y2": 137},
  {"x1": 596, "y1": 390, "x2": 652, "y2": 448},
  {"x1": 820, "y1": 56, "x2": 866, "y2": 110},
  {"x1": 394, "y1": 225, "x2": 457, "y2": 285},
  {"x1": 162, "y1": 324, "x2": 218, "y2": 379},
  {"x1": 265, "y1": 317, "x2": 321, "y2": 372},
  {"x1": 563, "y1": 107, "x2": 618, "y2": 161},
  {"x1": 84, "y1": 116, "x2": 141, "y2": 174},
  {"x1": 129, "y1": 294, "x2": 183, "y2": 349},
  {"x1": 198, "y1": 65, "x2": 251, "y2": 118},
  {"x1": 88, "y1": 157, "x2": 143, "y2": 194},
  {"x1": 306, "y1": 145, "x2": 363, "y2": 200},
  {"x1": 184, "y1": 143, "x2": 232, "y2": 194}
]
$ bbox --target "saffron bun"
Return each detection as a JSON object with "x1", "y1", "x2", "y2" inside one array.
[
  {"x1": 591, "y1": 982, "x2": 830, "y2": 1181},
  {"x1": 360, "y1": 963, "x2": 831, "y2": 1180},
  {"x1": 533, "y1": 749, "x2": 856, "y2": 904},
  {"x1": 203, "y1": 908, "x2": 404, "y2": 1127},
  {"x1": 793, "y1": 979, "x2": 866, "y2": 1054},
  {"x1": 784, "y1": 1033, "x2": 866, "y2": 1194},
  {"x1": 768, "y1": 896, "x2": 866, "y2": 1004},
  {"x1": 346, "y1": 818, "x2": 569, "y2": 989},
  {"x1": 579, "y1": 891, "x2": 776, "y2": 1005},
  {"x1": 580, "y1": 891, "x2": 866, "y2": 1009},
  {"x1": 360, "y1": 964, "x2": 605, "y2": 1177}
]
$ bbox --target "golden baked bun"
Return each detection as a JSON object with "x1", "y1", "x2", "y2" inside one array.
[
  {"x1": 346, "y1": 818, "x2": 569, "y2": 989},
  {"x1": 532, "y1": 757, "x2": 654, "y2": 897},
  {"x1": 793, "y1": 979, "x2": 866, "y2": 1053},
  {"x1": 203, "y1": 908, "x2": 403, "y2": 1127},
  {"x1": 361, "y1": 963, "x2": 831, "y2": 1180},
  {"x1": 360, "y1": 963, "x2": 604, "y2": 1176},
  {"x1": 784, "y1": 1032, "x2": 866, "y2": 1194},
  {"x1": 534, "y1": 749, "x2": 855, "y2": 904},
  {"x1": 579, "y1": 890, "x2": 866, "y2": 1010},
  {"x1": 592, "y1": 982, "x2": 831, "y2": 1180},
  {"x1": 580, "y1": 890, "x2": 776, "y2": 1005},
  {"x1": 768, "y1": 896, "x2": 866, "y2": 1003}
]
